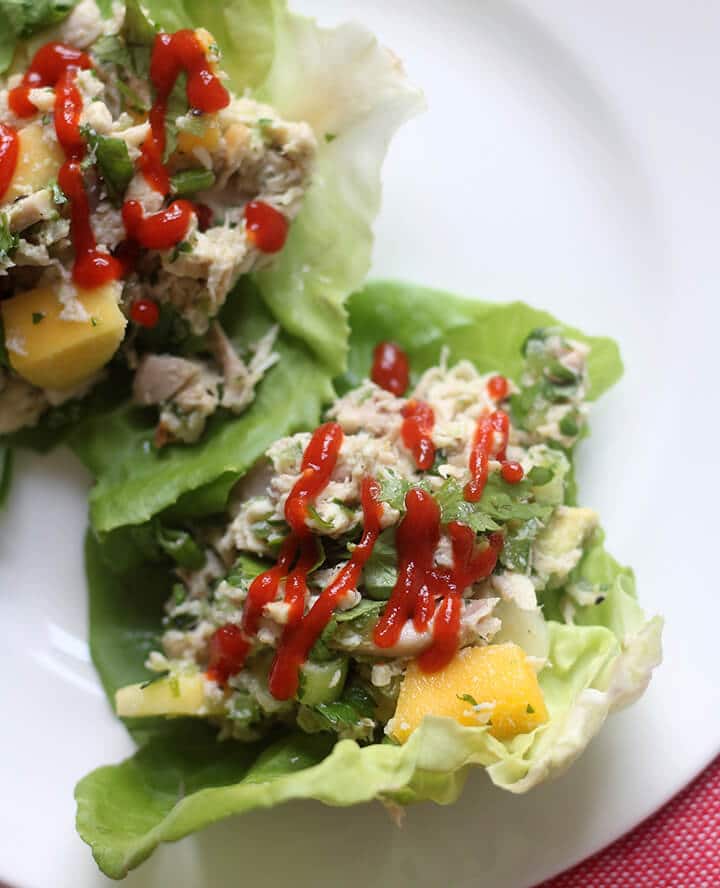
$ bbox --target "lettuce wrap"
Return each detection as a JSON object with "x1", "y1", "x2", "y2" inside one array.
[
  {"x1": 76, "y1": 281, "x2": 662, "y2": 878},
  {"x1": 0, "y1": 0, "x2": 422, "y2": 521}
]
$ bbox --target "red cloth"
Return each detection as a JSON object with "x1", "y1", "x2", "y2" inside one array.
[{"x1": 538, "y1": 756, "x2": 719, "y2": 888}]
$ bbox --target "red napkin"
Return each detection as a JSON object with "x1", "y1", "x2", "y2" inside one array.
[{"x1": 537, "y1": 756, "x2": 719, "y2": 887}]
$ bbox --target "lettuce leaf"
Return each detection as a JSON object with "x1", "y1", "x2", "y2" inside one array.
[
  {"x1": 0, "y1": 0, "x2": 77, "y2": 72},
  {"x1": 71, "y1": 282, "x2": 333, "y2": 534},
  {"x1": 340, "y1": 280, "x2": 623, "y2": 399},
  {"x1": 77, "y1": 530, "x2": 661, "y2": 878},
  {"x1": 76, "y1": 282, "x2": 660, "y2": 877}
]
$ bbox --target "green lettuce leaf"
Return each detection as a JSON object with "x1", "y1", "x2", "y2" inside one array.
[
  {"x1": 77, "y1": 530, "x2": 661, "y2": 878},
  {"x1": 75, "y1": 282, "x2": 660, "y2": 877},
  {"x1": 0, "y1": 0, "x2": 77, "y2": 72},
  {"x1": 71, "y1": 283, "x2": 333, "y2": 534},
  {"x1": 339, "y1": 280, "x2": 623, "y2": 400}
]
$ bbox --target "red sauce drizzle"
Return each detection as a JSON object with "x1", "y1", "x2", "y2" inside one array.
[
  {"x1": 0, "y1": 123, "x2": 19, "y2": 200},
  {"x1": 487, "y1": 374, "x2": 509, "y2": 401},
  {"x1": 268, "y1": 477, "x2": 384, "y2": 699},
  {"x1": 401, "y1": 400, "x2": 435, "y2": 470},
  {"x1": 10, "y1": 42, "x2": 122, "y2": 287},
  {"x1": 373, "y1": 490, "x2": 503, "y2": 672},
  {"x1": 207, "y1": 623, "x2": 250, "y2": 685},
  {"x1": 130, "y1": 298, "x2": 160, "y2": 328},
  {"x1": 284, "y1": 422, "x2": 344, "y2": 536},
  {"x1": 208, "y1": 423, "x2": 346, "y2": 689},
  {"x1": 464, "y1": 409, "x2": 510, "y2": 502},
  {"x1": 141, "y1": 30, "x2": 230, "y2": 195},
  {"x1": 501, "y1": 460, "x2": 524, "y2": 484},
  {"x1": 8, "y1": 43, "x2": 91, "y2": 117},
  {"x1": 373, "y1": 489, "x2": 440, "y2": 648},
  {"x1": 122, "y1": 199, "x2": 196, "y2": 250},
  {"x1": 371, "y1": 341, "x2": 409, "y2": 396},
  {"x1": 244, "y1": 200, "x2": 289, "y2": 254}
]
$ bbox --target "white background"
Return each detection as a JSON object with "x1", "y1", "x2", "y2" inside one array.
[{"x1": 1, "y1": 1, "x2": 719, "y2": 885}]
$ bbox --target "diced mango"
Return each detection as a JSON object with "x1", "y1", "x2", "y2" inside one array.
[
  {"x1": 176, "y1": 121, "x2": 221, "y2": 155},
  {"x1": 116, "y1": 673, "x2": 225, "y2": 718},
  {"x1": 1, "y1": 282, "x2": 126, "y2": 390},
  {"x1": 2, "y1": 122, "x2": 65, "y2": 204},
  {"x1": 391, "y1": 643, "x2": 548, "y2": 743}
]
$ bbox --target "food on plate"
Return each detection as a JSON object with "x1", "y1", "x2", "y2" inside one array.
[
  {"x1": 0, "y1": 0, "x2": 421, "y2": 500},
  {"x1": 0, "y1": 0, "x2": 312, "y2": 443},
  {"x1": 76, "y1": 282, "x2": 662, "y2": 878}
]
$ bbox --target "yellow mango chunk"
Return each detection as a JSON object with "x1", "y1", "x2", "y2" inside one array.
[
  {"x1": 1, "y1": 282, "x2": 126, "y2": 390},
  {"x1": 2, "y1": 122, "x2": 65, "y2": 204},
  {"x1": 391, "y1": 643, "x2": 548, "y2": 743},
  {"x1": 116, "y1": 673, "x2": 225, "y2": 718},
  {"x1": 176, "y1": 121, "x2": 221, "y2": 155}
]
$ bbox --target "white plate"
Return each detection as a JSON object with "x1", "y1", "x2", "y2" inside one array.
[{"x1": 1, "y1": 1, "x2": 718, "y2": 886}]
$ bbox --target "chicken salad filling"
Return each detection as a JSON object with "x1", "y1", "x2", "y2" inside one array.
[
  {"x1": 118, "y1": 327, "x2": 603, "y2": 744},
  {"x1": 0, "y1": 0, "x2": 316, "y2": 445}
]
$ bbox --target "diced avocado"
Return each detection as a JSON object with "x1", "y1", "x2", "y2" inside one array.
[
  {"x1": 527, "y1": 445, "x2": 570, "y2": 506},
  {"x1": 2, "y1": 122, "x2": 65, "y2": 205},
  {"x1": 297, "y1": 657, "x2": 349, "y2": 706},
  {"x1": 1, "y1": 282, "x2": 126, "y2": 390},
  {"x1": 533, "y1": 506, "x2": 598, "y2": 588},
  {"x1": 115, "y1": 673, "x2": 225, "y2": 718}
]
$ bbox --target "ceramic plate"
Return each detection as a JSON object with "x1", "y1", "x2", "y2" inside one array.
[{"x1": 1, "y1": 1, "x2": 718, "y2": 885}]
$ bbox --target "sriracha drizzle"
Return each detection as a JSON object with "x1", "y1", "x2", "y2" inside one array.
[
  {"x1": 268, "y1": 477, "x2": 384, "y2": 699},
  {"x1": 465, "y1": 409, "x2": 510, "y2": 502},
  {"x1": 373, "y1": 491, "x2": 503, "y2": 672},
  {"x1": 10, "y1": 42, "x2": 121, "y2": 287},
  {"x1": 401, "y1": 400, "x2": 436, "y2": 470},
  {"x1": 371, "y1": 341, "x2": 409, "y2": 396},
  {"x1": 0, "y1": 123, "x2": 19, "y2": 201},
  {"x1": 141, "y1": 29, "x2": 230, "y2": 195},
  {"x1": 244, "y1": 200, "x2": 289, "y2": 254}
]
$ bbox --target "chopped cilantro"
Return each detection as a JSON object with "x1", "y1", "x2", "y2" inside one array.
[
  {"x1": 92, "y1": 34, "x2": 130, "y2": 68},
  {"x1": 378, "y1": 470, "x2": 551, "y2": 533},
  {"x1": 307, "y1": 504, "x2": 333, "y2": 530},
  {"x1": 31, "y1": 312, "x2": 45, "y2": 325},
  {"x1": 170, "y1": 240, "x2": 193, "y2": 262},
  {"x1": 116, "y1": 80, "x2": 148, "y2": 114},
  {"x1": 457, "y1": 693, "x2": 479, "y2": 706},
  {"x1": 82, "y1": 128, "x2": 134, "y2": 205},
  {"x1": 122, "y1": 0, "x2": 157, "y2": 77},
  {"x1": 526, "y1": 703, "x2": 535, "y2": 714},
  {"x1": 50, "y1": 181, "x2": 67, "y2": 206},
  {"x1": 0, "y1": 212, "x2": 18, "y2": 262},
  {"x1": 90, "y1": 317, "x2": 99, "y2": 328},
  {"x1": 363, "y1": 528, "x2": 397, "y2": 600},
  {"x1": 324, "y1": 132, "x2": 337, "y2": 143}
]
